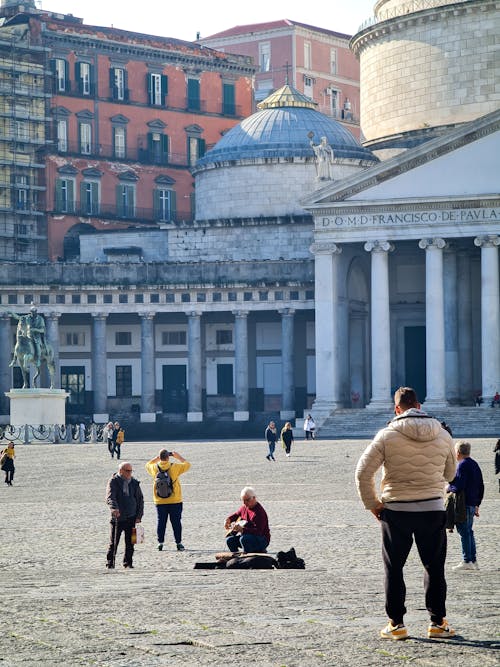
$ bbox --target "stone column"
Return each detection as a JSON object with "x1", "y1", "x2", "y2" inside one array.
[
  {"x1": 310, "y1": 243, "x2": 343, "y2": 421},
  {"x1": 457, "y1": 251, "x2": 473, "y2": 402},
  {"x1": 474, "y1": 235, "x2": 500, "y2": 405},
  {"x1": 0, "y1": 314, "x2": 12, "y2": 417},
  {"x1": 364, "y1": 240, "x2": 394, "y2": 410},
  {"x1": 91, "y1": 313, "x2": 108, "y2": 422},
  {"x1": 140, "y1": 312, "x2": 156, "y2": 422},
  {"x1": 419, "y1": 237, "x2": 448, "y2": 409},
  {"x1": 233, "y1": 311, "x2": 249, "y2": 421},
  {"x1": 45, "y1": 313, "x2": 61, "y2": 389},
  {"x1": 444, "y1": 248, "x2": 459, "y2": 403},
  {"x1": 187, "y1": 311, "x2": 203, "y2": 422},
  {"x1": 280, "y1": 308, "x2": 295, "y2": 420}
]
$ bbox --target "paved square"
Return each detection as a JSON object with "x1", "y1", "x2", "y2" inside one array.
[{"x1": 1, "y1": 437, "x2": 498, "y2": 666}]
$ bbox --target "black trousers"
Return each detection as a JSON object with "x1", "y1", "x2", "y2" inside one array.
[
  {"x1": 107, "y1": 516, "x2": 135, "y2": 567},
  {"x1": 381, "y1": 509, "x2": 447, "y2": 625}
]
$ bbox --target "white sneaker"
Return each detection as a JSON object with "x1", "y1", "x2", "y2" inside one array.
[
  {"x1": 471, "y1": 560, "x2": 479, "y2": 570},
  {"x1": 452, "y1": 561, "x2": 475, "y2": 571},
  {"x1": 286, "y1": 453, "x2": 290, "y2": 457}
]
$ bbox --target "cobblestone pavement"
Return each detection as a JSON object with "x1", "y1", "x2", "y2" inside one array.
[{"x1": 0, "y1": 437, "x2": 498, "y2": 667}]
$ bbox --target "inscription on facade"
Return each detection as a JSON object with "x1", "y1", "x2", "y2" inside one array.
[{"x1": 318, "y1": 208, "x2": 500, "y2": 228}]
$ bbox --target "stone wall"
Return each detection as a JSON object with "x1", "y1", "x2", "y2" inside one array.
[{"x1": 354, "y1": 0, "x2": 500, "y2": 147}]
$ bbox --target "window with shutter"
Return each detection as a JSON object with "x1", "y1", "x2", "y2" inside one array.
[
  {"x1": 187, "y1": 78, "x2": 200, "y2": 110},
  {"x1": 222, "y1": 83, "x2": 235, "y2": 116}
]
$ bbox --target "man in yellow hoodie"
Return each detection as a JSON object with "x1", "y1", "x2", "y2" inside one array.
[{"x1": 145, "y1": 449, "x2": 191, "y2": 551}]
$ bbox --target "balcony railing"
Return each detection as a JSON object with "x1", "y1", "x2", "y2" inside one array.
[
  {"x1": 52, "y1": 202, "x2": 193, "y2": 224},
  {"x1": 51, "y1": 84, "x2": 246, "y2": 118},
  {"x1": 46, "y1": 140, "x2": 191, "y2": 166}
]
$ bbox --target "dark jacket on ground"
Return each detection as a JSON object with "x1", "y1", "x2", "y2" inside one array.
[{"x1": 106, "y1": 474, "x2": 144, "y2": 521}]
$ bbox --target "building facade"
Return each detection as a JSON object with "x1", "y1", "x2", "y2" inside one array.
[{"x1": 199, "y1": 19, "x2": 361, "y2": 139}]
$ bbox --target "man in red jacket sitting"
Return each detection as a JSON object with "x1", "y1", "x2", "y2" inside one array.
[{"x1": 224, "y1": 486, "x2": 270, "y2": 553}]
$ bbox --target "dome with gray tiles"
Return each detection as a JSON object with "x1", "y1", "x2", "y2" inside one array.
[{"x1": 196, "y1": 84, "x2": 377, "y2": 167}]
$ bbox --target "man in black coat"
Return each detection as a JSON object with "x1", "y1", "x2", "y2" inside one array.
[{"x1": 106, "y1": 461, "x2": 144, "y2": 569}]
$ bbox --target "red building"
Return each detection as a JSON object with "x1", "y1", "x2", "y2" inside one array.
[
  {"x1": 0, "y1": 3, "x2": 255, "y2": 261},
  {"x1": 199, "y1": 19, "x2": 360, "y2": 139}
]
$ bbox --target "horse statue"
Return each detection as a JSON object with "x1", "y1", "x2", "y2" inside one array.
[{"x1": 9, "y1": 315, "x2": 55, "y2": 389}]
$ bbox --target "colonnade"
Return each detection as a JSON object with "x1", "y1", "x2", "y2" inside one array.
[
  {"x1": 312, "y1": 234, "x2": 500, "y2": 413},
  {"x1": 0, "y1": 308, "x2": 301, "y2": 422}
]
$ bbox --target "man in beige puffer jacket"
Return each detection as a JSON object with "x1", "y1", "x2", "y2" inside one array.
[{"x1": 355, "y1": 387, "x2": 456, "y2": 641}]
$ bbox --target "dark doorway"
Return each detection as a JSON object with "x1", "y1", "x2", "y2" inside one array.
[
  {"x1": 404, "y1": 326, "x2": 426, "y2": 402},
  {"x1": 162, "y1": 365, "x2": 187, "y2": 412}
]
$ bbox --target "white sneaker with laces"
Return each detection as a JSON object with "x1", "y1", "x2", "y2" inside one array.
[
  {"x1": 452, "y1": 561, "x2": 475, "y2": 571},
  {"x1": 471, "y1": 560, "x2": 479, "y2": 570}
]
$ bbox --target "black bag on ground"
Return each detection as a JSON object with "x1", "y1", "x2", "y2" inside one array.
[
  {"x1": 154, "y1": 463, "x2": 173, "y2": 498},
  {"x1": 276, "y1": 547, "x2": 305, "y2": 569}
]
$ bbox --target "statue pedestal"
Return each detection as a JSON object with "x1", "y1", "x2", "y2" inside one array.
[{"x1": 5, "y1": 388, "x2": 69, "y2": 426}]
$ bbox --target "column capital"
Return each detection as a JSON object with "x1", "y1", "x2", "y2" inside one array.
[
  {"x1": 278, "y1": 308, "x2": 296, "y2": 316},
  {"x1": 0, "y1": 312, "x2": 11, "y2": 322},
  {"x1": 91, "y1": 312, "x2": 107, "y2": 321},
  {"x1": 47, "y1": 312, "x2": 61, "y2": 321},
  {"x1": 232, "y1": 310, "x2": 249, "y2": 318},
  {"x1": 418, "y1": 237, "x2": 447, "y2": 251},
  {"x1": 474, "y1": 234, "x2": 500, "y2": 248},
  {"x1": 309, "y1": 242, "x2": 342, "y2": 256},
  {"x1": 364, "y1": 240, "x2": 394, "y2": 253},
  {"x1": 186, "y1": 310, "x2": 202, "y2": 319},
  {"x1": 139, "y1": 311, "x2": 155, "y2": 320}
]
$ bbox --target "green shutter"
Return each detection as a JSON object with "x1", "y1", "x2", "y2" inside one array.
[
  {"x1": 146, "y1": 73, "x2": 152, "y2": 104},
  {"x1": 124, "y1": 70, "x2": 129, "y2": 101},
  {"x1": 170, "y1": 190, "x2": 177, "y2": 220},
  {"x1": 64, "y1": 61, "x2": 70, "y2": 92},
  {"x1": 199, "y1": 138, "x2": 206, "y2": 158},
  {"x1": 161, "y1": 134, "x2": 169, "y2": 164},
  {"x1": 89, "y1": 64, "x2": 95, "y2": 96},
  {"x1": 91, "y1": 182, "x2": 99, "y2": 214},
  {"x1": 161, "y1": 74, "x2": 168, "y2": 104},
  {"x1": 55, "y1": 178, "x2": 62, "y2": 211},
  {"x1": 50, "y1": 59, "x2": 57, "y2": 92},
  {"x1": 109, "y1": 67, "x2": 115, "y2": 98},
  {"x1": 80, "y1": 181, "x2": 86, "y2": 214},
  {"x1": 75, "y1": 62, "x2": 82, "y2": 93},
  {"x1": 223, "y1": 83, "x2": 235, "y2": 115},
  {"x1": 67, "y1": 179, "x2": 74, "y2": 213}
]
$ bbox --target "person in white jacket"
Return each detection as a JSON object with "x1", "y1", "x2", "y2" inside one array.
[{"x1": 355, "y1": 386, "x2": 457, "y2": 641}]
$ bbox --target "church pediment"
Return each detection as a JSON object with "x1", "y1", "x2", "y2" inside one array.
[{"x1": 301, "y1": 109, "x2": 500, "y2": 207}]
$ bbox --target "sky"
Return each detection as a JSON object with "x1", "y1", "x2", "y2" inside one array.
[{"x1": 37, "y1": 0, "x2": 376, "y2": 41}]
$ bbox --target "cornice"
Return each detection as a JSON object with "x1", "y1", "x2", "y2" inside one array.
[
  {"x1": 43, "y1": 31, "x2": 256, "y2": 76},
  {"x1": 351, "y1": 0, "x2": 497, "y2": 55}
]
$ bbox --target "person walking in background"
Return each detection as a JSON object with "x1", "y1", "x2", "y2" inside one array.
[
  {"x1": 224, "y1": 486, "x2": 270, "y2": 553},
  {"x1": 145, "y1": 449, "x2": 191, "y2": 552},
  {"x1": 1, "y1": 441, "x2": 15, "y2": 486},
  {"x1": 447, "y1": 441, "x2": 484, "y2": 571},
  {"x1": 105, "y1": 461, "x2": 144, "y2": 569},
  {"x1": 112, "y1": 421, "x2": 124, "y2": 460},
  {"x1": 280, "y1": 422, "x2": 294, "y2": 457},
  {"x1": 265, "y1": 421, "x2": 278, "y2": 461},
  {"x1": 103, "y1": 421, "x2": 114, "y2": 457},
  {"x1": 355, "y1": 386, "x2": 457, "y2": 641},
  {"x1": 303, "y1": 414, "x2": 316, "y2": 440}
]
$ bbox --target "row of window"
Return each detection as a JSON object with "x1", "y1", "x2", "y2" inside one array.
[
  {"x1": 258, "y1": 41, "x2": 338, "y2": 75},
  {"x1": 2, "y1": 290, "x2": 314, "y2": 306},
  {"x1": 55, "y1": 177, "x2": 177, "y2": 222},
  {"x1": 61, "y1": 329, "x2": 231, "y2": 347},
  {"x1": 51, "y1": 59, "x2": 237, "y2": 113},
  {"x1": 55, "y1": 120, "x2": 206, "y2": 166},
  {"x1": 58, "y1": 364, "x2": 233, "y2": 400}
]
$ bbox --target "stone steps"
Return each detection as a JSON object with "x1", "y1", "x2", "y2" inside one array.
[{"x1": 317, "y1": 407, "x2": 500, "y2": 439}]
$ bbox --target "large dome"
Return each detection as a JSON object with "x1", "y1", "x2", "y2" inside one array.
[{"x1": 196, "y1": 85, "x2": 377, "y2": 167}]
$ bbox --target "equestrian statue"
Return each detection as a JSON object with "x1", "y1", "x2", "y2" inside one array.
[{"x1": 8, "y1": 306, "x2": 55, "y2": 389}]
